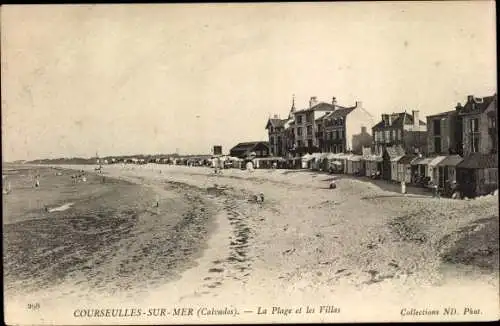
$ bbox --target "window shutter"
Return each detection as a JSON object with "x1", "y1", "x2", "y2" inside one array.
[{"x1": 441, "y1": 118, "x2": 447, "y2": 150}]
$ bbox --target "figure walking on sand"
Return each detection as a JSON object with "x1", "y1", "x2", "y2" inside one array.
[{"x1": 34, "y1": 175, "x2": 40, "y2": 188}]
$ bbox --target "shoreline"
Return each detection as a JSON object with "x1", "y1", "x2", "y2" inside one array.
[{"x1": 3, "y1": 164, "x2": 222, "y2": 304}]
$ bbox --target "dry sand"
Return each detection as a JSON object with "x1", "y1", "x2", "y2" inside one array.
[{"x1": 6, "y1": 163, "x2": 499, "y2": 324}]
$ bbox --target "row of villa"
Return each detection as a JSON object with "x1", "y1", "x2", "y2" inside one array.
[{"x1": 231, "y1": 93, "x2": 498, "y2": 198}]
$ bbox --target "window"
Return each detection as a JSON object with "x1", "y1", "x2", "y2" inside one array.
[
  {"x1": 433, "y1": 119, "x2": 441, "y2": 136},
  {"x1": 471, "y1": 134, "x2": 480, "y2": 153},
  {"x1": 339, "y1": 145, "x2": 344, "y2": 153},
  {"x1": 307, "y1": 126, "x2": 312, "y2": 136},
  {"x1": 306, "y1": 113, "x2": 313, "y2": 123},
  {"x1": 434, "y1": 137, "x2": 442, "y2": 154},
  {"x1": 297, "y1": 115, "x2": 303, "y2": 124},
  {"x1": 469, "y1": 118, "x2": 479, "y2": 132},
  {"x1": 339, "y1": 129, "x2": 344, "y2": 139},
  {"x1": 488, "y1": 116, "x2": 497, "y2": 128},
  {"x1": 329, "y1": 132, "x2": 333, "y2": 140},
  {"x1": 397, "y1": 129, "x2": 402, "y2": 141},
  {"x1": 391, "y1": 130, "x2": 395, "y2": 141},
  {"x1": 297, "y1": 140, "x2": 303, "y2": 148},
  {"x1": 307, "y1": 139, "x2": 313, "y2": 148},
  {"x1": 385, "y1": 130, "x2": 390, "y2": 143},
  {"x1": 297, "y1": 127, "x2": 303, "y2": 136},
  {"x1": 270, "y1": 137, "x2": 274, "y2": 145}
]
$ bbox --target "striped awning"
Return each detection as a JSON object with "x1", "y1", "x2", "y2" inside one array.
[
  {"x1": 429, "y1": 156, "x2": 447, "y2": 167},
  {"x1": 411, "y1": 157, "x2": 433, "y2": 165},
  {"x1": 437, "y1": 155, "x2": 463, "y2": 167},
  {"x1": 390, "y1": 155, "x2": 404, "y2": 162},
  {"x1": 348, "y1": 155, "x2": 363, "y2": 162}
]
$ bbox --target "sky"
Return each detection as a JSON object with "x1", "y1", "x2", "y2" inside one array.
[{"x1": 1, "y1": 2, "x2": 497, "y2": 161}]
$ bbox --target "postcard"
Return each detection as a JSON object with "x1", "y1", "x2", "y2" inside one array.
[{"x1": 2, "y1": 2, "x2": 498, "y2": 324}]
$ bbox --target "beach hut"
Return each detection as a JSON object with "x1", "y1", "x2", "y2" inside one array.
[
  {"x1": 346, "y1": 155, "x2": 363, "y2": 175},
  {"x1": 382, "y1": 146, "x2": 405, "y2": 181},
  {"x1": 436, "y1": 155, "x2": 463, "y2": 189},
  {"x1": 326, "y1": 153, "x2": 342, "y2": 174},
  {"x1": 410, "y1": 156, "x2": 434, "y2": 183},
  {"x1": 227, "y1": 156, "x2": 243, "y2": 169},
  {"x1": 309, "y1": 153, "x2": 323, "y2": 170},
  {"x1": 253, "y1": 157, "x2": 284, "y2": 169},
  {"x1": 362, "y1": 154, "x2": 383, "y2": 177},
  {"x1": 456, "y1": 153, "x2": 498, "y2": 198},
  {"x1": 301, "y1": 154, "x2": 312, "y2": 169},
  {"x1": 390, "y1": 154, "x2": 405, "y2": 182},
  {"x1": 428, "y1": 156, "x2": 447, "y2": 185},
  {"x1": 321, "y1": 153, "x2": 335, "y2": 172},
  {"x1": 396, "y1": 155, "x2": 417, "y2": 183}
]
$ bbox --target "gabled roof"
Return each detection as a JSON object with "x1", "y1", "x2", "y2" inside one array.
[
  {"x1": 294, "y1": 102, "x2": 336, "y2": 114},
  {"x1": 265, "y1": 118, "x2": 286, "y2": 129},
  {"x1": 230, "y1": 141, "x2": 269, "y2": 151},
  {"x1": 384, "y1": 145, "x2": 406, "y2": 158},
  {"x1": 323, "y1": 106, "x2": 356, "y2": 120},
  {"x1": 459, "y1": 94, "x2": 497, "y2": 116},
  {"x1": 427, "y1": 110, "x2": 456, "y2": 119},
  {"x1": 373, "y1": 112, "x2": 426, "y2": 130},
  {"x1": 437, "y1": 155, "x2": 463, "y2": 167},
  {"x1": 456, "y1": 153, "x2": 498, "y2": 169},
  {"x1": 397, "y1": 154, "x2": 417, "y2": 165}
]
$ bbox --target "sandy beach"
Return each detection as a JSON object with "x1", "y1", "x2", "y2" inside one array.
[{"x1": 4, "y1": 163, "x2": 499, "y2": 323}]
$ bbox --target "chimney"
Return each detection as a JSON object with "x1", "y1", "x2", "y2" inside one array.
[
  {"x1": 455, "y1": 102, "x2": 463, "y2": 111},
  {"x1": 309, "y1": 96, "x2": 318, "y2": 108},
  {"x1": 355, "y1": 101, "x2": 362, "y2": 109},
  {"x1": 467, "y1": 95, "x2": 474, "y2": 103},
  {"x1": 412, "y1": 110, "x2": 420, "y2": 128},
  {"x1": 273, "y1": 114, "x2": 279, "y2": 119},
  {"x1": 332, "y1": 97, "x2": 337, "y2": 106},
  {"x1": 361, "y1": 126, "x2": 367, "y2": 134},
  {"x1": 382, "y1": 114, "x2": 389, "y2": 126}
]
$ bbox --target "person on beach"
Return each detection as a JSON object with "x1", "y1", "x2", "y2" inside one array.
[
  {"x1": 431, "y1": 182, "x2": 439, "y2": 198},
  {"x1": 34, "y1": 175, "x2": 40, "y2": 188}
]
